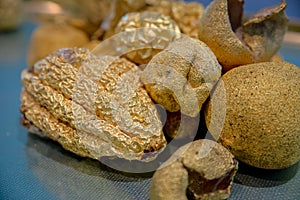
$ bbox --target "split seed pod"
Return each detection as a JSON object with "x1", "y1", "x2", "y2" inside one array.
[
  {"x1": 21, "y1": 48, "x2": 166, "y2": 161},
  {"x1": 141, "y1": 37, "x2": 222, "y2": 117},
  {"x1": 150, "y1": 139, "x2": 238, "y2": 200},
  {"x1": 198, "y1": 0, "x2": 288, "y2": 71}
]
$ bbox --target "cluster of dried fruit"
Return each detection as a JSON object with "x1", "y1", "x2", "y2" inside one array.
[{"x1": 21, "y1": 0, "x2": 300, "y2": 199}]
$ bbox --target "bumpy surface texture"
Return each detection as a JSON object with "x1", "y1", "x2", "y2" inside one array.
[
  {"x1": 205, "y1": 62, "x2": 300, "y2": 169},
  {"x1": 144, "y1": 0, "x2": 204, "y2": 38},
  {"x1": 141, "y1": 37, "x2": 222, "y2": 117},
  {"x1": 150, "y1": 139, "x2": 238, "y2": 200},
  {"x1": 21, "y1": 47, "x2": 166, "y2": 161},
  {"x1": 114, "y1": 11, "x2": 181, "y2": 65}
]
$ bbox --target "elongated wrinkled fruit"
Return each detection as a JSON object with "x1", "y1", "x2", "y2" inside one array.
[{"x1": 20, "y1": 47, "x2": 166, "y2": 161}]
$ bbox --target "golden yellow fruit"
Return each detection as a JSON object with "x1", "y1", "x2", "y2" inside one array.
[
  {"x1": 27, "y1": 23, "x2": 89, "y2": 67},
  {"x1": 21, "y1": 48, "x2": 166, "y2": 161},
  {"x1": 114, "y1": 11, "x2": 181, "y2": 65},
  {"x1": 205, "y1": 62, "x2": 300, "y2": 169}
]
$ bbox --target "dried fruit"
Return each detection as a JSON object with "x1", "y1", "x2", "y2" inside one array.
[
  {"x1": 205, "y1": 62, "x2": 300, "y2": 169},
  {"x1": 141, "y1": 37, "x2": 222, "y2": 117},
  {"x1": 103, "y1": 0, "x2": 146, "y2": 38},
  {"x1": 21, "y1": 47, "x2": 166, "y2": 161},
  {"x1": 144, "y1": 0, "x2": 205, "y2": 38},
  {"x1": 170, "y1": 1, "x2": 204, "y2": 38},
  {"x1": 150, "y1": 139, "x2": 238, "y2": 200},
  {"x1": 27, "y1": 23, "x2": 89, "y2": 67},
  {"x1": 0, "y1": 0, "x2": 22, "y2": 30},
  {"x1": 113, "y1": 11, "x2": 181, "y2": 65},
  {"x1": 198, "y1": 0, "x2": 288, "y2": 71}
]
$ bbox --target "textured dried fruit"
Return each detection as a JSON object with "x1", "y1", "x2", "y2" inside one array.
[
  {"x1": 205, "y1": 62, "x2": 300, "y2": 169},
  {"x1": 170, "y1": 1, "x2": 204, "y2": 38},
  {"x1": 103, "y1": 0, "x2": 146, "y2": 38},
  {"x1": 21, "y1": 47, "x2": 166, "y2": 161},
  {"x1": 150, "y1": 139, "x2": 238, "y2": 200},
  {"x1": 0, "y1": 0, "x2": 22, "y2": 30},
  {"x1": 27, "y1": 23, "x2": 89, "y2": 67},
  {"x1": 198, "y1": 0, "x2": 288, "y2": 71},
  {"x1": 141, "y1": 37, "x2": 222, "y2": 117},
  {"x1": 144, "y1": 0, "x2": 205, "y2": 38},
  {"x1": 114, "y1": 11, "x2": 181, "y2": 65}
]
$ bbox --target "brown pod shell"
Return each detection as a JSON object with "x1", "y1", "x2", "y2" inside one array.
[
  {"x1": 150, "y1": 139, "x2": 238, "y2": 200},
  {"x1": 21, "y1": 47, "x2": 166, "y2": 161},
  {"x1": 205, "y1": 62, "x2": 300, "y2": 169},
  {"x1": 198, "y1": 0, "x2": 254, "y2": 69},
  {"x1": 240, "y1": 1, "x2": 288, "y2": 63},
  {"x1": 198, "y1": 0, "x2": 288, "y2": 71}
]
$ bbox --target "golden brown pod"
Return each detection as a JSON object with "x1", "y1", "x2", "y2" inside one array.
[
  {"x1": 21, "y1": 47, "x2": 166, "y2": 161},
  {"x1": 103, "y1": 0, "x2": 147, "y2": 39},
  {"x1": 170, "y1": 1, "x2": 204, "y2": 38},
  {"x1": 198, "y1": 0, "x2": 288, "y2": 71},
  {"x1": 144, "y1": 0, "x2": 204, "y2": 38},
  {"x1": 205, "y1": 61, "x2": 300, "y2": 169},
  {"x1": 141, "y1": 37, "x2": 222, "y2": 117},
  {"x1": 150, "y1": 139, "x2": 238, "y2": 200},
  {"x1": 114, "y1": 11, "x2": 181, "y2": 65}
]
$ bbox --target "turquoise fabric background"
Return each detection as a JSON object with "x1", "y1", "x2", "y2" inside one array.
[{"x1": 0, "y1": 1, "x2": 299, "y2": 199}]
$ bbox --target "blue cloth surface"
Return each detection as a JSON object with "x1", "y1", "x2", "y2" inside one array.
[{"x1": 0, "y1": 2, "x2": 300, "y2": 199}]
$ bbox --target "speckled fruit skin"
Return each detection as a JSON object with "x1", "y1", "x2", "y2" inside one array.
[{"x1": 205, "y1": 61, "x2": 300, "y2": 169}]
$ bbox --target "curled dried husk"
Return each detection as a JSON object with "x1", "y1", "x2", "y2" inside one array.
[
  {"x1": 141, "y1": 37, "x2": 222, "y2": 117},
  {"x1": 198, "y1": 0, "x2": 288, "y2": 71},
  {"x1": 240, "y1": 1, "x2": 288, "y2": 62},
  {"x1": 150, "y1": 139, "x2": 238, "y2": 200},
  {"x1": 21, "y1": 48, "x2": 166, "y2": 161}
]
